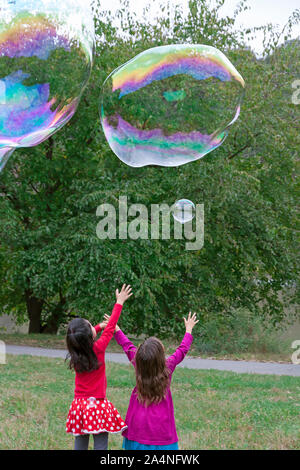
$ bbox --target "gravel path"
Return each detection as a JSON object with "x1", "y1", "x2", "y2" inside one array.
[{"x1": 5, "y1": 344, "x2": 300, "y2": 377}]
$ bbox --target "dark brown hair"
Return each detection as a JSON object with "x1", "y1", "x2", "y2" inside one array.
[
  {"x1": 135, "y1": 337, "x2": 170, "y2": 406},
  {"x1": 66, "y1": 318, "x2": 99, "y2": 373}
]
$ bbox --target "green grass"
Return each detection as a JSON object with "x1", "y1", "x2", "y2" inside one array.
[{"x1": 0, "y1": 355, "x2": 299, "y2": 450}]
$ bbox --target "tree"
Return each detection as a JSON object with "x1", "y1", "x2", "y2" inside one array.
[{"x1": 0, "y1": 0, "x2": 298, "y2": 335}]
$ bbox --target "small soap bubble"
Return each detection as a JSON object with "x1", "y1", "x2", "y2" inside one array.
[{"x1": 172, "y1": 199, "x2": 196, "y2": 224}]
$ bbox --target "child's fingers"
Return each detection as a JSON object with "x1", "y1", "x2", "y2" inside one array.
[{"x1": 119, "y1": 284, "x2": 132, "y2": 293}]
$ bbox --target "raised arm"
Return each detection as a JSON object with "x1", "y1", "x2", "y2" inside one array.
[
  {"x1": 94, "y1": 323, "x2": 104, "y2": 335},
  {"x1": 167, "y1": 333, "x2": 193, "y2": 373},
  {"x1": 94, "y1": 303, "x2": 123, "y2": 352},
  {"x1": 94, "y1": 284, "x2": 132, "y2": 353},
  {"x1": 114, "y1": 329, "x2": 137, "y2": 364},
  {"x1": 167, "y1": 312, "x2": 198, "y2": 373}
]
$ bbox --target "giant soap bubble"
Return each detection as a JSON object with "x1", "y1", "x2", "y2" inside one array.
[
  {"x1": 0, "y1": 0, "x2": 95, "y2": 172},
  {"x1": 101, "y1": 44, "x2": 245, "y2": 167}
]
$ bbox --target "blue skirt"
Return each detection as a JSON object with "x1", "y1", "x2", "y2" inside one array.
[{"x1": 123, "y1": 437, "x2": 179, "y2": 450}]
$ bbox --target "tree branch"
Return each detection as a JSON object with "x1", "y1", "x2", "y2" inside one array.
[
  {"x1": 45, "y1": 137, "x2": 54, "y2": 160},
  {"x1": 227, "y1": 132, "x2": 262, "y2": 160}
]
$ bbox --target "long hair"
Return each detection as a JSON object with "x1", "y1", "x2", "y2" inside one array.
[
  {"x1": 135, "y1": 337, "x2": 170, "y2": 406},
  {"x1": 66, "y1": 318, "x2": 99, "y2": 373}
]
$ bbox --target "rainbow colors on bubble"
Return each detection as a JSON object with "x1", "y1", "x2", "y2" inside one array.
[
  {"x1": 112, "y1": 45, "x2": 244, "y2": 97},
  {"x1": 0, "y1": 71, "x2": 78, "y2": 148},
  {"x1": 101, "y1": 44, "x2": 245, "y2": 167},
  {"x1": 102, "y1": 115, "x2": 226, "y2": 168},
  {"x1": 0, "y1": 0, "x2": 94, "y2": 172},
  {"x1": 0, "y1": 14, "x2": 70, "y2": 59}
]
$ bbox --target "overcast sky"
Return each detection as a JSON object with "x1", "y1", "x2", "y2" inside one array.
[{"x1": 98, "y1": 0, "x2": 299, "y2": 55}]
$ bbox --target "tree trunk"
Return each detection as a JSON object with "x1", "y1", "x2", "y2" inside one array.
[
  {"x1": 25, "y1": 290, "x2": 44, "y2": 333},
  {"x1": 41, "y1": 309, "x2": 61, "y2": 335},
  {"x1": 42, "y1": 296, "x2": 66, "y2": 335}
]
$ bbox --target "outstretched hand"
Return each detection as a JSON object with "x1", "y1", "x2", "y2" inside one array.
[
  {"x1": 116, "y1": 284, "x2": 133, "y2": 305},
  {"x1": 100, "y1": 284, "x2": 132, "y2": 332},
  {"x1": 184, "y1": 312, "x2": 199, "y2": 334}
]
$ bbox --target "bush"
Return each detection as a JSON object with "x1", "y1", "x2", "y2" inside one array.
[{"x1": 195, "y1": 309, "x2": 288, "y2": 355}]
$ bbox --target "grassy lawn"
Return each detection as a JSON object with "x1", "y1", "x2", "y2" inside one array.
[
  {"x1": 0, "y1": 355, "x2": 299, "y2": 450},
  {"x1": 0, "y1": 332, "x2": 294, "y2": 363}
]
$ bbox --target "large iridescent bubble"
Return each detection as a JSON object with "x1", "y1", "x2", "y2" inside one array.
[
  {"x1": 101, "y1": 44, "x2": 245, "y2": 167},
  {"x1": 0, "y1": 0, "x2": 95, "y2": 172}
]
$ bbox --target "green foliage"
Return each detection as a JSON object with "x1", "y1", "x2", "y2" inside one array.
[
  {"x1": 0, "y1": 0, "x2": 299, "y2": 335},
  {"x1": 195, "y1": 308, "x2": 289, "y2": 355}
]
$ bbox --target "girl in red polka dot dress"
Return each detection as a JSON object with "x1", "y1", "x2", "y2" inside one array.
[{"x1": 65, "y1": 284, "x2": 132, "y2": 450}]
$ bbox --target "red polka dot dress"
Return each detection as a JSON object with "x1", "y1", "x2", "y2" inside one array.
[
  {"x1": 66, "y1": 397, "x2": 127, "y2": 436},
  {"x1": 66, "y1": 303, "x2": 127, "y2": 437}
]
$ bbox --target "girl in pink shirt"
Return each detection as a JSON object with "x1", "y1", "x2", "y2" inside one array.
[
  {"x1": 105, "y1": 311, "x2": 198, "y2": 450},
  {"x1": 65, "y1": 284, "x2": 132, "y2": 450}
]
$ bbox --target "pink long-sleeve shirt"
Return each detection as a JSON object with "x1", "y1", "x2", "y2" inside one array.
[{"x1": 114, "y1": 329, "x2": 193, "y2": 446}]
